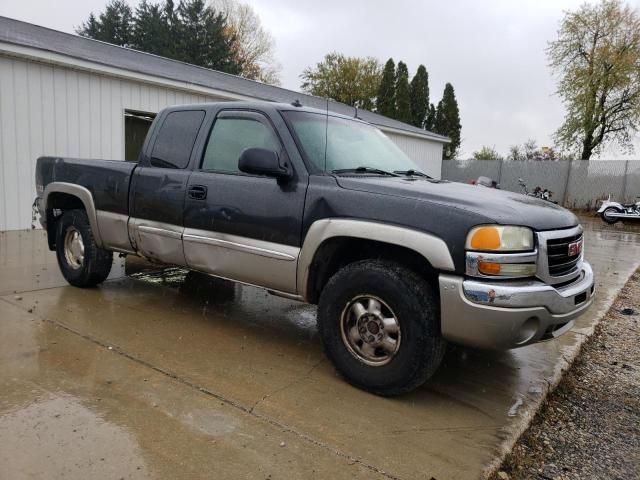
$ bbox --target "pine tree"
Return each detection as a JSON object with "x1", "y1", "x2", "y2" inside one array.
[
  {"x1": 79, "y1": 13, "x2": 100, "y2": 38},
  {"x1": 132, "y1": 0, "x2": 170, "y2": 56},
  {"x1": 409, "y1": 65, "x2": 429, "y2": 128},
  {"x1": 77, "y1": 0, "x2": 242, "y2": 74},
  {"x1": 433, "y1": 83, "x2": 461, "y2": 159},
  {"x1": 395, "y1": 61, "x2": 412, "y2": 124},
  {"x1": 424, "y1": 103, "x2": 436, "y2": 131},
  {"x1": 77, "y1": 0, "x2": 133, "y2": 46},
  {"x1": 177, "y1": 0, "x2": 241, "y2": 74},
  {"x1": 433, "y1": 100, "x2": 444, "y2": 133},
  {"x1": 163, "y1": 0, "x2": 180, "y2": 59},
  {"x1": 100, "y1": 0, "x2": 133, "y2": 46},
  {"x1": 376, "y1": 58, "x2": 396, "y2": 119}
]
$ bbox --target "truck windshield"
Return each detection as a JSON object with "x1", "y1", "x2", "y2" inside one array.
[{"x1": 283, "y1": 111, "x2": 420, "y2": 174}]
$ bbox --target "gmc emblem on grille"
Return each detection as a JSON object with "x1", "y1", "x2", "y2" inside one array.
[{"x1": 568, "y1": 240, "x2": 582, "y2": 257}]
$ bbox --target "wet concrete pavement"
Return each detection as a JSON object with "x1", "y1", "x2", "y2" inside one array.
[{"x1": 1, "y1": 217, "x2": 639, "y2": 480}]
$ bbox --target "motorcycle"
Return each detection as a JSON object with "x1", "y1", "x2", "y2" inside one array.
[
  {"x1": 472, "y1": 176, "x2": 500, "y2": 188},
  {"x1": 518, "y1": 178, "x2": 557, "y2": 203},
  {"x1": 597, "y1": 195, "x2": 640, "y2": 224}
]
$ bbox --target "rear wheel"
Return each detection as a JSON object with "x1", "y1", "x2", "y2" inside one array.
[
  {"x1": 55, "y1": 209, "x2": 113, "y2": 287},
  {"x1": 602, "y1": 207, "x2": 622, "y2": 224},
  {"x1": 317, "y1": 260, "x2": 446, "y2": 396}
]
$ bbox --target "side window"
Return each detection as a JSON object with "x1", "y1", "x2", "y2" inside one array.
[
  {"x1": 150, "y1": 110, "x2": 205, "y2": 169},
  {"x1": 201, "y1": 116, "x2": 280, "y2": 173}
]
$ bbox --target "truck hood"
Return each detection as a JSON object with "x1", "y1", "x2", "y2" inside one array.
[{"x1": 335, "y1": 176, "x2": 578, "y2": 231}]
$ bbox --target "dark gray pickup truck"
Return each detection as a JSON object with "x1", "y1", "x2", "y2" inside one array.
[{"x1": 35, "y1": 101, "x2": 595, "y2": 395}]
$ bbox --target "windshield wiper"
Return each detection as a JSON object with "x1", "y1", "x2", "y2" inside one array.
[
  {"x1": 394, "y1": 169, "x2": 433, "y2": 179},
  {"x1": 331, "y1": 166, "x2": 400, "y2": 177}
]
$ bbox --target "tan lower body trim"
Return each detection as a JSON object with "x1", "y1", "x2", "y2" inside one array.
[
  {"x1": 129, "y1": 218, "x2": 187, "y2": 266},
  {"x1": 97, "y1": 210, "x2": 135, "y2": 253},
  {"x1": 183, "y1": 228, "x2": 299, "y2": 294}
]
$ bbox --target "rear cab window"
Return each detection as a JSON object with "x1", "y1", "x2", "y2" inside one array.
[{"x1": 150, "y1": 110, "x2": 205, "y2": 169}]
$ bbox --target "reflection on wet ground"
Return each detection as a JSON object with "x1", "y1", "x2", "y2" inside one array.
[{"x1": 1, "y1": 215, "x2": 639, "y2": 479}]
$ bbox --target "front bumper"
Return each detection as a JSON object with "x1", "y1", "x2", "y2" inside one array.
[{"x1": 438, "y1": 262, "x2": 594, "y2": 350}]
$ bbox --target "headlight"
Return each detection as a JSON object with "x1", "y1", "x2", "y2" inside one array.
[
  {"x1": 465, "y1": 226, "x2": 536, "y2": 278},
  {"x1": 465, "y1": 226, "x2": 534, "y2": 252}
]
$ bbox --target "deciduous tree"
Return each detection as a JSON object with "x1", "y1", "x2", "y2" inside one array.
[
  {"x1": 548, "y1": 0, "x2": 640, "y2": 159},
  {"x1": 473, "y1": 146, "x2": 503, "y2": 160},
  {"x1": 212, "y1": 0, "x2": 281, "y2": 84},
  {"x1": 300, "y1": 53, "x2": 381, "y2": 109}
]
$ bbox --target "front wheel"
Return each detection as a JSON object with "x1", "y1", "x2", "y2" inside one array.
[
  {"x1": 55, "y1": 209, "x2": 113, "y2": 287},
  {"x1": 601, "y1": 207, "x2": 622, "y2": 224},
  {"x1": 317, "y1": 260, "x2": 446, "y2": 396}
]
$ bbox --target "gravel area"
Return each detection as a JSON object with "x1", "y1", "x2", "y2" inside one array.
[{"x1": 491, "y1": 269, "x2": 640, "y2": 480}]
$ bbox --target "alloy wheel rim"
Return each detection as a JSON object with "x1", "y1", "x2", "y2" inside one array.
[
  {"x1": 63, "y1": 227, "x2": 85, "y2": 269},
  {"x1": 340, "y1": 295, "x2": 401, "y2": 366}
]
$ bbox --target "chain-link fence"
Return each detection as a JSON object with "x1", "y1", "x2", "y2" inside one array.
[{"x1": 441, "y1": 159, "x2": 640, "y2": 210}]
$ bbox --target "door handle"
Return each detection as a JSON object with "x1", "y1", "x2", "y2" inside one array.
[{"x1": 188, "y1": 185, "x2": 207, "y2": 200}]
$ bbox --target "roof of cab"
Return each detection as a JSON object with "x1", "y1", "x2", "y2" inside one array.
[{"x1": 166, "y1": 101, "x2": 368, "y2": 122}]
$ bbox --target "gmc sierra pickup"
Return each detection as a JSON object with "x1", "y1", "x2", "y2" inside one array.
[{"x1": 35, "y1": 102, "x2": 595, "y2": 395}]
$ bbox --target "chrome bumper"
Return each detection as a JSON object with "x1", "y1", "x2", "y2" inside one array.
[{"x1": 438, "y1": 262, "x2": 594, "y2": 350}]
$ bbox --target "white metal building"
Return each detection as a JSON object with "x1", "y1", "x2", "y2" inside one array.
[{"x1": 0, "y1": 16, "x2": 449, "y2": 231}]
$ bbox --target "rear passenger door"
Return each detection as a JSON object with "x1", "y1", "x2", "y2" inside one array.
[
  {"x1": 130, "y1": 109, "x2": 206, "y2": 265},
  {"x1": 182, "y1": 109, "x2": 307, "y2": 294}
]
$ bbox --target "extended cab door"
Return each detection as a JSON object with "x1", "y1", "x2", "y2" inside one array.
[
  {"x1": 182, "y1": 109, "x2": 307, "y2": 294},
  {"x1": 130, "y1": 109, "x2": 206, "y2": 265}
]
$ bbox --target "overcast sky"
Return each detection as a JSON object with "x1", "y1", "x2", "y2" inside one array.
[{"x1": 1, "y1": 0, "x2": 639, "y2": 158}]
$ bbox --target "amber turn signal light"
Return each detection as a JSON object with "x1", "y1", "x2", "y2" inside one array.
[{"x1": 477, "y1": 261, "x2": 501, "y2": 275}]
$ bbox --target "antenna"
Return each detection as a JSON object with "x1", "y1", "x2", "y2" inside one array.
[
  {"x1": 291, "y1": 99, "x2": 302, "y2": 107},
  {"x1": 323, "y1": 96, "x2": 329, "y2": 172}
]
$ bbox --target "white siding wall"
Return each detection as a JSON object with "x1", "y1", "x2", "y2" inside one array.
[
  {"x1": 0, "y1": 53, "x2": 444, "y2": 231},
  {"x1": 384, "y1": 131, "x2": 443, "y2": 179},
  {"x1": 0, "y1": 54, "x2": 227, "y2": 230}
]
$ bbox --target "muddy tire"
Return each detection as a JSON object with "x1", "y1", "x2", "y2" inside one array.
[
  {"x1": 317, "y1": 260, "x2": 446, "y2": 396},
  {"x1": 601, "y1": 207, "x2": 622, "y2": 224},
  {"x1": 55, "y1": 209, "x2": 113, "y2": 287}
]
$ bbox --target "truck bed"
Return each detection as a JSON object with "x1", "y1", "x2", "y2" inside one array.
[{"x1": 36, "y1": 157, "x2": 136, "y2": 216}]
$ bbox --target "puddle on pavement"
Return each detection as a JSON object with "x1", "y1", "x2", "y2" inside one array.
[
  {"x1": 0, "y1": 393, "x2": 150, "y2": 480},
  {"x1": 178, "y1": 409, "x2": 239, "y2": 437},
  {"x1": 126, "y1": 259, "x2": 320, "y2": 339}
]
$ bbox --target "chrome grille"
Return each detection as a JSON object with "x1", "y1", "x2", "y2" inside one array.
[
  {"x1": 536, "y1": 226, "x2": 584, "y2": 285},
  {"x1": 546, "y1": 233, "x2": 583, "y2": 277}
]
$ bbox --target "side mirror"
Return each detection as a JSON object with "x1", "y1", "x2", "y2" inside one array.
[{"x1": 238, "y1": 148, "x2": 291, "y2": 179}]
